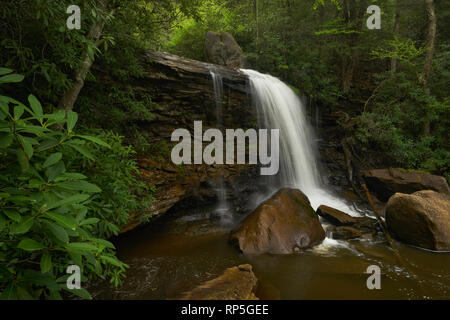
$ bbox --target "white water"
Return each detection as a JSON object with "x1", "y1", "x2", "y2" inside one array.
[
  {"x1": 242, "y1": 69, "x2": 361, "y2": 217},
  {"x1": 209, "y1": 69, "x2": 232, "y2": 224}
]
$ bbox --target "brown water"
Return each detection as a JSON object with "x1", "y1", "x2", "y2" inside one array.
[{"x1": 90, "y1": 208, "x2": 450, "y2": 300}]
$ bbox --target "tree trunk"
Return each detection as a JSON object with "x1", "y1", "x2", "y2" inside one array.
[
  {"x1": 58, "y1": 1, "x2": 110, "y2": 112},
  {"x1": 421, "y1": 0, "x2": 437, "y2": 136},
  {"x1": 341, "y1": 0, "x2": 365, "y2": 94},
  {"x1": 254, "y1": 0, "x2": 259, "y2": 48}
]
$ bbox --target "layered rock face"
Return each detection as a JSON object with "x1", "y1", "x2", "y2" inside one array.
[
  {"x1": 363, "y1": 168, "x2": 450, "y2": 202},
  {"x1": 229, "y1": 188, "x2": 325, "y2": 254},
  {"x1": 205, "y1": 31, "x2": 247, "y2": 68},
  {"x1": 179, "y1": 264, "x2": 259, "y2": 300},
  {"x1": 386, "y1": 190, "x2": 450, "y2": 251},
  {"x1": 117, "y1": 51, "x2": 257, "y2": 232}
]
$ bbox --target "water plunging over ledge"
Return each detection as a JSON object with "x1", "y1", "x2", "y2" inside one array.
[
  {"x1": 209, "y1": 68, "x2": 232, "y2": 225},
  {"x1": 241, "y1": 69, "x2": 360, "y2": 215}
]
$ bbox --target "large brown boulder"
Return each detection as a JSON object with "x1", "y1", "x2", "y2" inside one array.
[
  {"x1": 179, "y1": 264, "x2": 259, "y2": 300},
  {"x1": 229, "y1": 188, "x2": 325, "y2": 254},
  {"x1": 386, "y1": 190, "x2": 450, "y2": 251},
  {"x1": 205, "y1": 31, "x2": 246, "y2": 68},
  {"x1": 363, "y1": 168, "x2": 450, "y2": 202}
]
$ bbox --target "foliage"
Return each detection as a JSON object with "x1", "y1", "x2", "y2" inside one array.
[
  {"x1": 65, "y1": 130, "x2": 155, "y2": 238},
  {"x1": 167, "y1": 0, "x2": 449, "y2": 179},
  {"x1": 0, "y1": 70, "x2": 128, "y2": 299}
]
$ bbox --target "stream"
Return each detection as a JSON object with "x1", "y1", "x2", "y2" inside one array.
[{"x1": 89, "y1": 202, "x2": 450, "y2": 299}]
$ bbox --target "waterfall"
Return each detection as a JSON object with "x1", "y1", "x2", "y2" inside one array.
[
  {"x1": 209, "y1": 68, "x2": 232, "y2": 224},
  {"x1": 242, "y1": 69, "x2": 360, "y2": 216}
]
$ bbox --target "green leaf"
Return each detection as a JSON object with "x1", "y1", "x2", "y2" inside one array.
[
  {"x1": 45, "y1": 110, "x2": 65, "y2": 123},
  {"x1": 17, "y1": 135, "x2": 33, "y2": 159},
  {"x1": 66, "y1": 110, "x2": 78, "y2": 133},
  {"x1": 46, "y1": 161, "x2": 65, "y2": 181},
  {"x1": 46, "y1": 193, "x2": 90, "y2": 210},
  {"x1": 89, "y1": 238, "x2": 114, "y2": 249},
  {"x1": 43, "y1": 152, "x2": 62, "y2": 168},
  {"x1": 35, "y1": 138, "x2": 59, "y2": 152},
  {"x1": 17, "y1": 286, "x2": 34, "y2": 300},
  {"x1": 16, "y1": 125, "x2": 49, "y2": 135},
  {"x1": 44, "y1": 221, "x2": 69, "y2": 243},
  {"x1": 18, "y1": 238, "x2": 45, "y2": 251},
  {"x1": 79, "y1": 218, "x2": 100, "y2": 226},
  {"x1": 66, "y1": 242, "x2": 98, "y2": 252},
  {"x1": 0, "y1": 133, "x2": 13, "y2": 148},
  {"x1": 17, "y1": 149, "x2": 29, "y2": 172},
  {"x1": 28, "y1": 95, "x2": 43, "y2": 121},
  {"x1": 10, "y1": 216, "x2": 34, "y2": 234},
  {"x1": 100, "y1": 255, "x2": 124, "y2": 268},
  {"x1": 55, "y1": 180, "x2": 101, "y2": 193},
  {"x1": 0, "y1": 214, "x2": 6, "y2": 232},
  {"x1": 0, "y1": 74, "x2": 24, "y2": 84},
  {"x1": 54, "y1": 173, "x2": 87, "y2": 182},
  {"x1": 13, "y1": 105, "x2": 24, "y2": 120},
  {"x1": 70, "y1": 144, "x2": 95, "y2": 160},
  {"x1": 76, "y1": 135, "x2": 110, "y2": 148},
  {"x1": 45, "y1": 212, "x2": 77, "y2": 230},
  {"x1": 22, "y1": 270, "x2": 59, "y2": 290},
  {"x1": 0, "y1": 282, "x2": 18, "y2": 300},
  {"x1": 0, "y1": 68, "x2": 13, "y2": 76},
  {"x1": 63, "y1": 287, "x2": 92, "y2": 300},
  {"x1": 48, "y1": 289, "x2": 63, "y2": 300},
  {"x1": 4, "y1": 209, "x2": 21, "y2": 222},
  {"x1": 40, "y1": 252, "x2": 52, "y2": 273}
]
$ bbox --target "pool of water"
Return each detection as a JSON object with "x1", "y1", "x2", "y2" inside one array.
[{"x1": 89, "y1": 206, "x2": 450, "y2": 300}]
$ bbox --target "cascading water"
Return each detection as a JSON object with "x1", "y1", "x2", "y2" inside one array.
[
  {"x1": 242, "y1": 69, "x2": 360, "y2": 216},
  {"x1": 209, "y1": 68, "x2": 232, "y2": 224}
]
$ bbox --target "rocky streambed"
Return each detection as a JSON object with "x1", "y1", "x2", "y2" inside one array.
[{"x1": 88, "y1": 169, "x2": 450, "y2": 300}]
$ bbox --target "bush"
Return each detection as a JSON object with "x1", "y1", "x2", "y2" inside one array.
[
  {"x1": 0, "y1": 69, "x2": 128, "y2": 299},
  {"x1": 65, "y1": 130, "x2": 155, "y2": 238}
]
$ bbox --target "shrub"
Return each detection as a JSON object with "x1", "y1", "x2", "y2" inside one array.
[
  {"x1": 0, "y1": 68, "x2": 127, "y2": 299},
  {"x1": 65, "y1": 130, "x2": 155, "y2": 238}
]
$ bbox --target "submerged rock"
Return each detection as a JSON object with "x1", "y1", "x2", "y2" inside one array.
[
  {"x1": 386, "y1": 190, "x2": 450, "y2": 251},
  {"x1": 363, "y1": 168, "x2": 450, "y2": 202},
  {"x1": 330, "y1": 226, "x2": 363, "y2": 240},
  {"x1": 178, "y1": 264, "x2": 259, "y2": 300},
  {"x1": 229, "y1": 188, "x2": 325, "y2": 254},
  {"x1": 205, "y1": 31, "x2": 246, "y2": 68}
]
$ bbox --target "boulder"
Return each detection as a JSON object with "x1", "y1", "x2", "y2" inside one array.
[
  {"x1": 205, "y1": 31, "x2": 246, "y2": 68},
  {"x1": 229, "y1": 188, "x2": 325, "y2": 254},
  {"x1": 317, "y1": 205, "x2": 358, "y2": 225},
  {"x1": 179, "y1": 264, "x2": 259, "y2": 300},
  {"x1": 317, "y1": 205, "x2": 380, "y2": 240},
  {"x1": 386, "y1": 190, "x2": 450, "y2": 251},
  {"x1": 363, "y1": 168, "x2": 450, "y2": 202}
]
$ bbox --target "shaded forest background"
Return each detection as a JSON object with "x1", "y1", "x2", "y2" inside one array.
[{"x1": 0, "y1": 0, "x2": 448, "y2": 299}]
